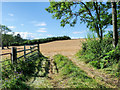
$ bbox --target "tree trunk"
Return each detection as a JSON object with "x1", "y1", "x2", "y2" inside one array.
[
  {"x1": 112, "y1": 1, "x2": 118, "y2": 48},
  {"x1": 93, "y1": 2, "x2": 103, "y2": 42},
  {"x1": 2, "y1": 43, "x2": 4, "y2": 49},
  {"x1": 6, "y1": 42, "x2": 9, "y2": 49}
]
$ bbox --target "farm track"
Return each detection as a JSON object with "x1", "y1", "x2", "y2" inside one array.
[
  {"x1": 40, "y1": 39, "x2": 119, "y2": 88},
  {"x1": 68, "y1": 56, "x2": 119, "y2": 88},
  {"x1": 1, "y1": 39, "x2": 119, "y2": 88}
]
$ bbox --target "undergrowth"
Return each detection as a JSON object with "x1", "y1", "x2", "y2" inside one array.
[
  {"x1": 2, "y1": 52, "x2": 48, "y2": 89},
  {"x1": 53, "y1": 54, "x2": 106, "y2": 88},
  {"x1": 76, "y1": 34, "x2": 120, "y2": 77}
]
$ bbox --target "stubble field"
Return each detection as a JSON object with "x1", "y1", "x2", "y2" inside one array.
[{"x1": 1, "y1": 39, "x2": 86, "y2": 59}]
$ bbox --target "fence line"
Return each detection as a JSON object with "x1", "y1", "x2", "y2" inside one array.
[{"x1": 0, "y1": 44, "x2": 40, "y2": 64}]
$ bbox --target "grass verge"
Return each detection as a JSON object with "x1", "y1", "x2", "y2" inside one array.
[
  {"x1": 53, "y1": 54, "x2": 106, "y2": 88},
  {"x1": 2, "y1": 52, "x2": 50, "y2": 89}
]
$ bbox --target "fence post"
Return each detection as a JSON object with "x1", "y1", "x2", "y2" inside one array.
[
  {"x1": 30, "y1": 45, "x2": 32, "y2": 53},
  {"x1": 11, "y1": 47, "x2": 17, "y2": 64},
  {"x1": 24, "y1": 45, "x2": 26, "y2": 59},
  {"x1": 37, "y1": 44, "x2": 40, "y2": 56}
]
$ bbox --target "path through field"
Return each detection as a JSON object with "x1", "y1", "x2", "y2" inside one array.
[
  {"x1": 1, "y1": 39, "x2": 119, "y2": 88},
  {"x1": 40, "y1": 39, "x2": 118, "y2": 88}
]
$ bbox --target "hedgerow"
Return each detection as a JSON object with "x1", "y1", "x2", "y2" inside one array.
[{"x1": 10, "y1": 36, "x2": 71, "y2": 46}]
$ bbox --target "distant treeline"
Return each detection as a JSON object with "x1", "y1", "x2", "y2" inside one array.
[{"x1": 10, "y1": 36, "x2": 71, "y2": 46}]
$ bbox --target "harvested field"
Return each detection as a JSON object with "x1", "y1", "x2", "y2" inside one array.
[
  {"x1": 40, "y1": 39, "x2": 86, "y2": 57},
  {"x1": 1, "y1": 39, "x2": 86, "y2": 59}
]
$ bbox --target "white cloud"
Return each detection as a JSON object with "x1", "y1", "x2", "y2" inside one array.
[
  {"x1": 21, "y1": 24, "x2": 24, "y2": 26},
  {"x1": 14, "y1": 32, "x2": 34, "y2": 39},
  {"x1": 35, "y1": 22, "x2": 47, "y2": 26},
  {"x1": 8, "y1": 13, "x2": 14, "y2": 16},
  {"x1": 73, "y1": 31, "x2": 84, "y2": 34},
  {"x1": 30, "y1": 21, "x2": 47, "y2": 26},
  {"x1": 8, "y1": 26, "x2": 16, "y2": 29},
  {"x1": 6, "y1": 32, "x2": 14, "y2": 35},
  {"x1": 71, "y1": 37, "x2": 84, "y2": 39},
  {"x1": 34, "y1": 37, "x2": 40, "y2": 39},
  {"x1": 37, "y1": 28, "x2": 47, "y2": 32}
]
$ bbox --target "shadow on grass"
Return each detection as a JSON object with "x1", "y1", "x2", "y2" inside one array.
[{"x1": 31, "y1": 58, "x2": 50, "y2": 83}]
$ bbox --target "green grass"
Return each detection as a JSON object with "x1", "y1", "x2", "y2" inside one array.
[
  {"x1": 53, "y1": 54, "x2": 106, "y2": 88},
  {"x1": 2, "y1": 52, "x2": 50, "y2": 89}
]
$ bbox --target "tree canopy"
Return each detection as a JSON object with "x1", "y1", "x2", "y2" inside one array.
[
  {"x1": 0, "y1": 24, "x2": 11, "y2": 34},
  {"x1": 46, "y1": 1, "x2": 113, "y2": 40}
]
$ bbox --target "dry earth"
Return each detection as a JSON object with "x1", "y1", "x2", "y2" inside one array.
[
  {"x1": 1, "y1": 39, "x2": 86, "y2": 59},
  {"x1": 40, "y1": 39, "x2": 86, "y2": 58}
]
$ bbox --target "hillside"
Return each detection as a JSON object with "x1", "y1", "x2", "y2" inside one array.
[{"x1": 40, "y1": 39, "x2": 86, "y2": 57}]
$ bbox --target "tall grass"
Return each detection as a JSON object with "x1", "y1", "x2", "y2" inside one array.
[{"x1": 53, "y1": 54, "x2": 106, "y2": 88}]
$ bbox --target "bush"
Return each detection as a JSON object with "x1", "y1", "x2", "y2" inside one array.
[{"x1": 77, "y1": 37, "x2": 120, "y2": 69}]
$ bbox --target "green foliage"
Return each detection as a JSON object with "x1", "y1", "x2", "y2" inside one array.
[
  {"x1": 53, "y1": 54, "x2": 106, "y2": 88},
  {"x1": 0, "y1": 24, "x2": 11, "y2": 34},
  {"x1": 2, "y1": 60, "x2": 30, "y2": 89},
  {"x1": 104, "y1": 30, "x2": 120, "y2": 38},
  {"x1": 104, "y1": 31, "x2": 113, "y2": 38},
  {"x1": 2, "y1": 53, "x2": 48, "y2": 89},
  {"x1": 77, "y1": 37, "x2": 120, "y2": 69},
  {"x1": 46, "y1": 2, "x2": 114, "y2": 40},
  {"x1": 11, "y1": 36, "x2": 71, "y2": 46},
  {"x1": 2, "y1": 34, "x2": 14, "y2": 48}
]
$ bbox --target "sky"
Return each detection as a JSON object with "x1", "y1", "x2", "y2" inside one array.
[{"x1": 2, "y1": 2, "x2": 113, "y2": 40}]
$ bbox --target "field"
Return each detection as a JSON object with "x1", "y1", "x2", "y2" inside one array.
[
  {"x1": 40, "y1": 39, "x2": 86, "y2": 57},
  {"x1": 1, "y1": 39, "x2": 86, "y2": 59},
  {"x1": 1, "y1": 39, "x2": 119, "y2": 88}
]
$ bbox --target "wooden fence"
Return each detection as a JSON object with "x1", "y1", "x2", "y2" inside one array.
[{"x1": 0, "y1": 44, "x2": 40, "y2": 64}]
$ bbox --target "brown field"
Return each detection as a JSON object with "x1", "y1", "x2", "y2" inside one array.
[
  {"x1": 1, "y1": 39, "x2": 86, "y2": 59},
  {"x1": 40, "y1": 39, "x2": 86, "y2": 58}
]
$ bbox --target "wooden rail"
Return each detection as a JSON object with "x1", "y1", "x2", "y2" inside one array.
[
  {"x1": 0, "y1": 53, "x2": 11, "y2": 56},
  {"x1": 0, "y1": 44, "x2": 40, "y2": 64}
]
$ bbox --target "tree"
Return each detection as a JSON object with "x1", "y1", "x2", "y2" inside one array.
[
  {"x1": 2, "y1": 34, "x2": 14, "y2": 49},
  {"x1": 14, "y1": 34, "x2": 23, "y2": 43},
  {"x1": 46, "y1": 1, "x2": 112, "y2": 41},
  {"x1": 0, "y1": 25, "x2": 12, "y2": 49},
  {"x1": 0, "y1": 24, "x2": 11, "y2": 34},
  {"x1": 112, "y1": 1, "x2": 118, "y2": 47},
  {"x1": 117, "y1": 2, "x2": 120, "y2": 34}
]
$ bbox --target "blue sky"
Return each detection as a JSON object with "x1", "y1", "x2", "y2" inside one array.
[{"x1": 2, "y1": 2, "x2": 112, "y2": 39}]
